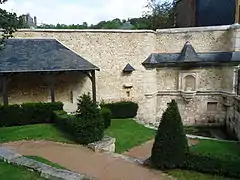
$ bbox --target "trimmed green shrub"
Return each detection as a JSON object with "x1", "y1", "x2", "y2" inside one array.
[
  {"x1": 101, "y1": 101, "x2": 138, "y2": 118},
  {"x1": 55, "y1": 93, "x2": 104, "y2": 145},
  {"x1": 183, "y1": 153, "x2": 240, "y2": 178},
  {"x1": 151, "y1": 99, "x2": 189, "y2": 169},
  {"x1": 75, "y1": 93, "x2": 104, "y2": 144},
  {"x1": 0, "y1": 102, "x2": 63, "y2": 127},
  {"x1": 0, "y1": 104, "x2": 24, "y2": 127},
  {"x1": 100, "y1": 107, "x2": 112, "y2": 128}
]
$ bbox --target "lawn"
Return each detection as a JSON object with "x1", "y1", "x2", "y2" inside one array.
[
  {"x1": 0, "y1": 124, "x2": 74, "y2": 144},
  {"x1": 0, "y1": 119, "x2": 156, "y2": 154},
  {"x1": 167, "y1": 169, "x2": 236, "y2": 180},
  {"x1": 105, "y1": 119, "x2": 156, "y2": 153},
  {"x1": 190, "y1": 139, "x2": 240, "y2": 161},
  {"x1": 0, "y1": 159, "x2": 45, "y2": 180}
]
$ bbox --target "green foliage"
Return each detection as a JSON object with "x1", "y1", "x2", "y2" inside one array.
[
  {"x1": 151, "y1": 99, "x2": 189, "y2": 169},
  {"x1": 183, "y1": 153, "x2": 240, "y2": 179},
  {"x1": 0, "y1": 102, "x2": 63, "y2": 127},
  {"x1": 0, "y1": 0, "x2": 24, "y2": 48},
  {"x1": 101, "y1": 101, "x2": 138, "y2": 119},
  {"x1": 55, "y1": 93, "x2": 104, "y2": 144},
  {"x1": 0, "y1": 159, "x2": 45, "y2": 180},
  {"x1": 105, "y1": 119, "x2": 156, "y2": 153},
  {"x1": 100, "y1": 107, "x2": 112, "y2": 128}
]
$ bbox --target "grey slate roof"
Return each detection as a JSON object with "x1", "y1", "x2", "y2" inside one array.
[
  {"x1": 142, "y1": 41, "x2": 240, "y2": 67},
  {"x1": 123, "y1": 63, "x2": 135, "y2": 72},
  {"x1": 0, "y1": 38, "x2": 99, "y2": 73},
  {"x1": 177, "y1": 41, "x2": 202, "y2": 62}
]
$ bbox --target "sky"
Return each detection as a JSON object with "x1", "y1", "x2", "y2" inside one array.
[{"x1": 0, "y1": 0, "x2": 150, "y2": 26}]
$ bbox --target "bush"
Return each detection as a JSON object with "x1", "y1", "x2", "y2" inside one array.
[
  {"x1": 151, "y1": 99, "x2": 189, "y2": 169},
  {"x1": 0, "y1": 102, "x2": 63, "y2": 127},
  {"x1": 55, "y1": 93, "x2": 104, "y2": 145},
  {"x1": 183, "y1": 153, "x2": 240, "y2": 178},
  {"x1": 75, "y1": 93, "x2": 104, "y2": 144},
  {"x1": 0, "y1": 104, "x2": 24, "y2": 127},
  {"x1": 101, "y1": 101, "x2": 138, "y2": 118},
  {"x1": 100, "y1": 107, "x2": 112, "y2": 128}
]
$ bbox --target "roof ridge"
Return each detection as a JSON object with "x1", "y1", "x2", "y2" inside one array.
[{"x1": 177, "y1": 41, "x2": 202, "y2": 62}]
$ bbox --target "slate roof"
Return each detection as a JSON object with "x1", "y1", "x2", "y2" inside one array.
[
  {"x1": 142, "y1": 41, "x2": 240, "y2": 68},
  {"x1": 123, "y1": 63, "x2": 135, "y2": 72},
  {"x1": 0, "y1": 38, "x2": 99, "y2": 73}
]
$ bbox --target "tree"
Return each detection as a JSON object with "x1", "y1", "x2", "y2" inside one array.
[
  {"x1": 144, "y1": 0, "x2": 175, "y2": 30},
  {"x1": 150, "y1": 99, "x2": 189, "y2": 169},
  {"x1": 0, "y1": 0, "x2": 22, "y2": 48},
  {"x1": 75, "y1": 92, "x2": 104, "y2": 144}
]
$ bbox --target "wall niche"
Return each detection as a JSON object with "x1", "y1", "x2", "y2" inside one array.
[
  {"x1": 179, "y1": 72, "x2": 197, "y2": 92},
  {"x1": 179, "y1": 72, "x2": 197, "y2": 103}
]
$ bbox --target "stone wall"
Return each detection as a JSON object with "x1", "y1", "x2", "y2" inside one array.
[
  {"x1": 2, "y1": 72, "x2": 91, "y2": 112},
  {"x1": 5, "y1": 25, "x2": 239, "y2": 124},
  {"x1": 225, "y1": 96, "x2": 240, "y2": 140}
]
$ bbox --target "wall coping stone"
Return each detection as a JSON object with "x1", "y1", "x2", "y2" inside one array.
[
  {"x1": 156, "y1": 23, "x2": 240, "y2": 33},
  {"x1": 14, "y1": 29, "x2": 155, "y2": 33},
  {"x1": 0, "y1": 148, "x2": 96, "y2": 180}
]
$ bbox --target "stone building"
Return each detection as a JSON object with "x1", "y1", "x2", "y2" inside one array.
[{"x1": 1, "y1": 24, "x2": 240, "y2": 139}]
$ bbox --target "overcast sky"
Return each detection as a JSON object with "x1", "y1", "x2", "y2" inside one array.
[{"x1": 1, "y1": 0, "x2": 152, "y2": 25}]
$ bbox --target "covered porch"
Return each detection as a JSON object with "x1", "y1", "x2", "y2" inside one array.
[{"x1": 0, "y1": 38, "x2": 100, "y2": 109}]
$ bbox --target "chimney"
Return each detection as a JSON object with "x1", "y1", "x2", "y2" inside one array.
[{"x1": 34, "y1": 16, "x2": 37, "y2": 26}]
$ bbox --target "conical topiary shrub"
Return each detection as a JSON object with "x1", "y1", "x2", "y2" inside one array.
[{"x1": 150, "y1": 99, "x2": 189, "y2": 169}]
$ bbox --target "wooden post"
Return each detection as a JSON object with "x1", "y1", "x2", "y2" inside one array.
[
  {"x1": 2, "y1": 75, "x2": 8, "y2": 106},
  {"x1": 48, "y1": 73, "x2": 55, "y2": 102},
  {"x1": 91, "y1": 70, "x2": 96, "y2": 103}
]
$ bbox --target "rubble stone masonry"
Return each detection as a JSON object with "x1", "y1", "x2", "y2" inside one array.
[{"x1": 5, "y1": 25, "x2": 240, "y2": 137}]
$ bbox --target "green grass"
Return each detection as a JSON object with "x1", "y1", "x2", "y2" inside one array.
[
  {"x1": 105, "y1": 119, "x2": 156, "y2": 153},
  {"x1": 167, "y1": 169, "x2": 237, "y2": 180},
  {"x1": 0, "y1": 124, "x2": 74, "y2": 144},
  {"x1": 0, "y1": 159, "x2": 45, "y2": 180},
  {"x1": 190, "y1": 139, "x2": 240, "y2": 161},
  {"x1": 26, "y1": 156, "x2": 67, "y2": 170}
]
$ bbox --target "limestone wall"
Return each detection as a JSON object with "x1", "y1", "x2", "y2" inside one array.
[
  {"x1": 5, "y1": 25, "x2": 239, "y2": 124},
  {"x1": 2, "y1": 72, "x2": 91, "y2": 111},
  {"x1": 225, "y1": 97, "x2": 240, "y2": 140}
]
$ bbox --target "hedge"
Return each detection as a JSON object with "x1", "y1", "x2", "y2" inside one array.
[
  {"x1": 183, "y1": 153, "x2": 240, "y2": 179},
  {"x1": 0, "y1": 102, "x2": 63, "y2": 127},
  {"x1": 100, "y1": 107, "x2": 112, "y2": 128},
  {"x1": 54, "y1": 111, "x2": 104, "y2": 144},
  {"x1": 101, "y1": 101, "x2": 138, "y2": 118}
]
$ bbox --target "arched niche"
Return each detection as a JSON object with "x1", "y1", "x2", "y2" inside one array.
[{"x1": 184, "y1": 75, "x2": 196, "y2": 91}]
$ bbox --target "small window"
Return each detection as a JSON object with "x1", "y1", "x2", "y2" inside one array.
[{"x1": 207, "y1": 102, "x2": 218, "y2": 112}]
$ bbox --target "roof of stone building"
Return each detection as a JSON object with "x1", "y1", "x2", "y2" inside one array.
[
  {"x1": 0, "y1": 38, "x2": 99, "y2": 73},
  {"x1": 142, "y1": 41, "x2": 240, "y2": 67},
  {"x1": 177, "y1": 41, "x2": 202, "y2": 62},
  {"x1": 123, "y1": 63, "x2": 135, "y2": 72}
]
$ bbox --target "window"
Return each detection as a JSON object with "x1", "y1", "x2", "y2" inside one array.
[{"x1": 207, "y1": 102, "x2": 218, "y2": 112}]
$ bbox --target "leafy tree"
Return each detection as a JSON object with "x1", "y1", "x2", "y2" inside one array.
[
  {"x1": 144, "y1": 0, "x2": 175, "y2": 30},
  {"x1": 0, "y1": 0, "x2": 23, "y2": 48},
  {"x1": 151, "y1": 99, "x2": 189, "y2": 169}
]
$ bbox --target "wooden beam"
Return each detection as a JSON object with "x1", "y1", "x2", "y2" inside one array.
[
  {"x1": 91, "y1": 70, "x2": 96, "y2": 103},
  {"x1": 2, "y1": 75, "x2": 8, "y2": 106},
  {"x1": 47, "y1": 73, "x2": 55, "y2": 102}
]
